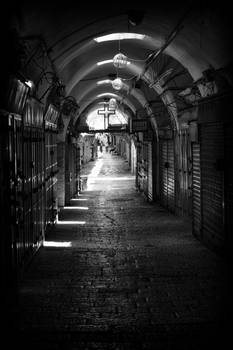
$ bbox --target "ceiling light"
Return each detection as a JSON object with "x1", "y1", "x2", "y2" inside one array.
[
  {"x1": 109, "y1": 98, "x2": 117, "y2": 108},
  {"x1": 97, "y1": 93, "x2": 117, "y2": 98},
  {"x1": 94, "y1": 33, "x2": 145, "y2": 43},
  {"x1": 112, "y1": 78, "x2": 123, "y2": 90},
  {"x1": 97, "y1": 59, "x2": 113, "y2": 66},
  {"x1": 96, "y1": 79, "x2": 111, "y2": 85},
  {"x1": 113, "y1": 53, "x2": 128, "y2": 68}
]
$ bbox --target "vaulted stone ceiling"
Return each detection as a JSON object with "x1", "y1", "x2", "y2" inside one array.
[{"x1": 6, "y1": 0, "x2": 233, "y2": 130}]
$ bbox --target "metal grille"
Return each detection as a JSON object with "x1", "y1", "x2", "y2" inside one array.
[
  {"x1": 224, "y1": 122, "x2": 233, "y2": 247},
  {"x1": 192, "y1": 142, "x2": 201, "y2": 238},
  {"x1": 44, "y1": 127, "x2": 58, "y2": 229},
  {"x1": 159, "y1": 138, "x2": 175, "y2": 212},
  {"x1": 200, "y1": 122, "x2": 224, "y2": 249},
  {"x1": 148, "y1": 142, "x2": 153, "y2": 201},
  {"x1": 142, "y1": 142, "x2": 149, "y2": 197},
  {"x1": 0, "y1": 93, "x2": 58, "y2": 275},
  {"x1": 177, "y1": 129, "x2": 192, "y2": 216}
]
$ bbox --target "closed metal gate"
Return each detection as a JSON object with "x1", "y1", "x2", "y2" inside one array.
[
  {"x1": 44, "y1": 104, "x2": 59, "y2": 229},
  {"x1": 9, "y1": 114, "x2": 24, "y2": 268},
  {"x1": 192, "y1": 142, "x2": 201, "y2": 238},
  {"x1": 0, "y1": 112, "x2": 16, "y2": 301},
  {"x1": 200, "y1": 122, "x2": 224, "y2": 250},
  {"x1": 224, "y1": 122, "x2": 233, "y2": 250},
  {"x1": 142, "y1": 142, "x2": 148, "y2": 197},
  {"x1": 148, "y1": 142, "x2": 153, "y2": 201},
  {"x1": 0, "y1": 98, "x2": 45, "y2": 272},
  {"x1": 65, "y1": 141, "x2": 78, "y2": 204},
  {"x1": 136, "y1": 141, "x2": 147, "y2": 195},
  {"x1": 159, "y1": 138, "x2": 175, "y2": 212},
  {"x1": 23, "y1": 98, "x2": 44, "y2": 265},
  {"x1": 177, "y1": 129, "x2": 192, "y2": 216},
  {"x1": 23, "y1": 118, "x2": 32, "y2": 264},
  {"x1": 0, "y1": 79, "x2": 61, "y2": 280}
]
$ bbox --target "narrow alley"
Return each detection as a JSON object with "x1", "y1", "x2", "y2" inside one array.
[{"x1": 16, "y1": 152, "x2": 228, "y2": 350}]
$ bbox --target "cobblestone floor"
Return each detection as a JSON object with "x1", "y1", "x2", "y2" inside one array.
[{"x1": 16, "y1": 153, "x2": 230, "y2": 349}]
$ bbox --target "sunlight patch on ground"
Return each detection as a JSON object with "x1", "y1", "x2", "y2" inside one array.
[
  {"x1": 90, "y1": 176, "x2": 135, "y2": 181},
  {"x1": 71, "y1": 198, "x2": 88, "y2": 201},
  {"x1": 57, "y1": 220, "x2": 86, "y2": 225},
  {"x1": 64, "y1": 206, "x2": 89, "y2": 210},
  {"x1": 86, "y1": 159, "x2": 103, "y2": 191},
  {"x1": 43, "y1": 241, "x2": 72, "y2": 247}
]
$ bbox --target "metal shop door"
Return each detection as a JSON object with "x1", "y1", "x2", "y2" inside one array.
[
  {"x1": 177, "y1": 129, "x2": 192, "y2": 216},
  {"x1": 200, "y1": 122, "x2": 224, "y2": 250},
  {"x1": 148, "y1": 141, "x2": 157, "y2": 202},
  {"x1": 192, "y1": 142, "x2": 201, "y2": 239},
  {"x1": 159, "y1": 138, "x2": 175, "y2": 212},
  {"x1": 224, "y1": 122, "x2": 233, "y2": 252}
]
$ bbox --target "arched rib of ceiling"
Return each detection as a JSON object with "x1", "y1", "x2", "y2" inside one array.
[
  {"x1": 13, "y1": 2, "x2": 232, "y2": 136},
  {"x1": 77, "y1": 101, "x2": 130, "y2": 131},
  {"x1": 54, "y1": 7, "x2": 232, "y2": 85},
  {"x1": 76, "y1": 82, "x2": 159, "y2": 138},
  {"x1": 67, "y1": 59, "x2": 143, "y2": 95},
  {"x1": 143, "y1": 66, "x2": 179, "y2": 130},
  {"x1": 20, "y1": 3, "x2": 232, "y2": 108},
  {"x1": 69, "y1": 56, "x2": 177, "y2": 131},
  {"x1": 77, "y1": 93, "x2": 136, "y2": 119},
  {"x1": 76, "y1": 79, "x2": 148, "y2": 111},
  {"x1": 56, "y1": 33, "x2": 160, "y2": 72},
  {"x1": 20, "y1": 4, "x2": 228, "y2": 134}
]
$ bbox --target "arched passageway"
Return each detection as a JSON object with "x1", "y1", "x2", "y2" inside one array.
[
  {"x1": 0, "y1": 1, "x2": 232, "y2": 348},
  {"x1": 18, "y1": 150, "x2": 228, "y2": 349}
]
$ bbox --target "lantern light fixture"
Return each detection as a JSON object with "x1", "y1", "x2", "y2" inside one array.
[
  {"x1": 109, "y1": 98, "x2": 117, "y2": 108},
  {"x1": 113, "y1": 53, "x2": 128, "y2": 69},
  {"x1": 112, "y1": 78, "x2": 123, "y2": 90}
]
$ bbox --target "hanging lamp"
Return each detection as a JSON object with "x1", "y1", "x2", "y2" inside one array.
[
  {"x1": 113, "y1": 53, "x2": 128, "y2": 69},
  {"x1": 109, "y1": 98, "x2": 117, "y2": 108},
  {"x1": 112, "y1": 78, "x2": 123, "y2": 90}
]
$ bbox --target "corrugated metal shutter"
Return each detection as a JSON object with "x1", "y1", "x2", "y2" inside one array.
[
  {"x1": 225, "y1": 122, "x2": 233, "y2": 248},
  {"x1": 192, "y1": 143, "x2": 201, "y2": 238},
  {"x1": 159, "y1": 140, "x2": 167, "y2": 207},
  {"x1": 200, "y1": 122, "x2": 224, "y2": 249},
  {"x1": 142, "y1": 142, "x2": 148, "y2": 197},
  {"x1": 177, "y1": 129, "x2": 192, "y2": 216},
  {"x1": 167, "y1": 139, "x2": 175, "y2": 211},
  {"x1": 148, "y1": 142, "x2": 153, "y2": 201},
  {"x1": 159, "y1": 138, "x2": 175, "y2": 212}
]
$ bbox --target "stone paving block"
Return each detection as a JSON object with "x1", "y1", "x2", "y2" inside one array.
[{"x1": 16, "y1": 153, "x2": 229, "y2": 349}]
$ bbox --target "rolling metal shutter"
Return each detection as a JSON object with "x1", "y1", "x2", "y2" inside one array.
[
  {"x1": 159, "y1": 140, "x2": 167, "y2": 207},
  {"x1": 225, "y1": 123, "x2": 233, "y2": 249},
  {"x1": 167, "y1": 139, "x2": 175, "y2": 211},
  {"x1": 192, "y1": 143, "x2": 201, "y2": 238},
  {"x1": 177, "y1": 129, "x2": 192, "y2": 216},
  {"x1": 148, "y1": 142, "x2": 153, "y2": 201},
  {"x1": 200, "y1": 122, "x2": 224, "y2": 249},
  {"x1": 159, "y1": 138, "x2": 175, "y2": 212},
  {"x1": 142, "y1": 142, "x2": 149, "y2": 197}
]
